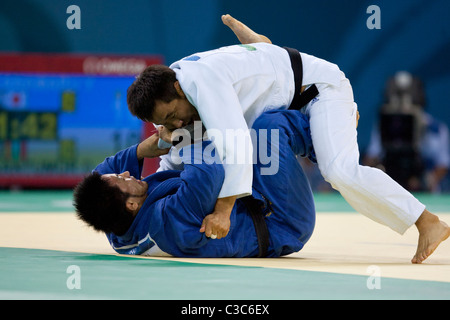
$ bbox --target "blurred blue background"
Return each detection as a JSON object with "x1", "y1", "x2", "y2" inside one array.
[{"x1": 0, "y1": 0, "x2": 449, "y2": 191}]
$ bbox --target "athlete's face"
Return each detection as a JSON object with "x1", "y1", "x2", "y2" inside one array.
[
  {"x1": 151, "y1": 99, "x2": 199, "y2": 131},
  {"x1": 102, "y1": 171, "x2": 147, "y2": 197},
  {"x1": 150, "y1": 81, "x2": 200, "y2": 131}
]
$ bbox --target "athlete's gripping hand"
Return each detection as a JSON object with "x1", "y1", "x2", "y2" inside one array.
[
  {"x1": 157, "y1": 125, "x2": 173, "y2": 144},
  {"x1": 200, "y1": 196, "x2": 236, "y2": 239},
  {"x1": 136, "y1": 132, "x2": 171, "y2": 160}
]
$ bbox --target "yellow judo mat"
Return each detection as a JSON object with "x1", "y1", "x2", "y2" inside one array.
[{"x1": 0, "y1": 191, "x2": 449, "y2": 300}]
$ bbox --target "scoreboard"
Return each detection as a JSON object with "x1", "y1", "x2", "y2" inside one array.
[{"x1": 0, "y1": 53, "x2": 162, "y2": 188}]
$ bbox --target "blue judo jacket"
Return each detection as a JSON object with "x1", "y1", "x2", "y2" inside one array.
[{"x1": 95, "y1": 110, "x2": 316, "y2": 258}]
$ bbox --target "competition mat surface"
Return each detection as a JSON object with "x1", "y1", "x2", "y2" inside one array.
[{"x1": 0, "y1": 190, "x2": 449, "y2": 300}]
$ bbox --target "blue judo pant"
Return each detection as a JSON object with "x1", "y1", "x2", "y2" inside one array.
[{"x1": 250, "y1": 109, "x2": 316, "y2": 256}]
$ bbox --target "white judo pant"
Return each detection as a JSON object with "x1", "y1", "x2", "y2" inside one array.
[{"x1": 304, "y1": 79, "x2": 425, "y2": 234}]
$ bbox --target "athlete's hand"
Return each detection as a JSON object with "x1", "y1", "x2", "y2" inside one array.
[
  {"x1": 356, "y1": 111, "x2": 360, "y2": 128},
  {"x1": 136, "y1": 132, "x2": 170, "y2": 159},
  {"x1": 200, "y1": 196, "x2": 236, "y2": 239},
  {"x1": 200, "y1": 210, "x2": 231, "y2": 239},
  {"x1": 158, "y1": 125, "x2": 173, "y2": 143}
]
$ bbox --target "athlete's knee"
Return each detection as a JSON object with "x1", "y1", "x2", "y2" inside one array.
[
  {"x1": 319, "y1": 156, "x2": 360, "y2": 188},
  {"x1": 252, "y1": 111, "x2": 282, "y2": 132}
]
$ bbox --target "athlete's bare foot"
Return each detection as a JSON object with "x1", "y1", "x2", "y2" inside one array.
[
  {"x1": 221, "y1": 14, "x2": 272, "y2": 44},
  {"x1": 412, "y1": 210, "x2": 450, "y2": 263}
]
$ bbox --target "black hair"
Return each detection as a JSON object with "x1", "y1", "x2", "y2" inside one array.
[
  {"x1": 127, "y1": 64, "x2": 179, "y2": 122},
  {"x1": 73, "y1": 172, "x2": 134, "y2": 236}
]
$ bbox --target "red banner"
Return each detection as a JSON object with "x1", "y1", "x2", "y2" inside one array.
[{"x1": 0, "y1": 52, "x2": 163, "y2": 75}]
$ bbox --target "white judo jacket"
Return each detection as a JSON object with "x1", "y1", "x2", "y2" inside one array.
[{"x1": 160, "y1": 43, "x2": 345, "y2": 199}]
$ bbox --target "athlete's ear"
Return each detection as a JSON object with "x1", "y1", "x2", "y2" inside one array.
[
  {"x1": 125, "y1": 198, "x2": 139, "y2": 213},
  {"x1": 174, "y1": 81, "x2": 186, "y2": 98}
]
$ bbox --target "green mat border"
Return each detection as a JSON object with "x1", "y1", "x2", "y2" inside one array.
[{"x1": 0, "y1": 247, "x2": 449, "y2": 300}]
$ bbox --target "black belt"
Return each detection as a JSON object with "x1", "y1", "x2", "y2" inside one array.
[
  {"x1": 283, "y1": 47, "x2": 319, "y2": 110},
  {"x1": 240, "y1": 196, "x2": 270, "y2": 258}
]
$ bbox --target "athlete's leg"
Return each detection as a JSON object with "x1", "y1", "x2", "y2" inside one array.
[
  {"x1": 251, "y1": 110, "x2": 316, "y2": 255},
  {"x1": 222, "y1": 14, "x2": 272, "y2": 44},
  {"x1": 307, "y1": 79, "x2": 449, "y2": 263}
]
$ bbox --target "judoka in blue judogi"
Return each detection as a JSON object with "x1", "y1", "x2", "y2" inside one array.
[{"x1": 73, "y1": 109, "x2": 316, "y2": 258}]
